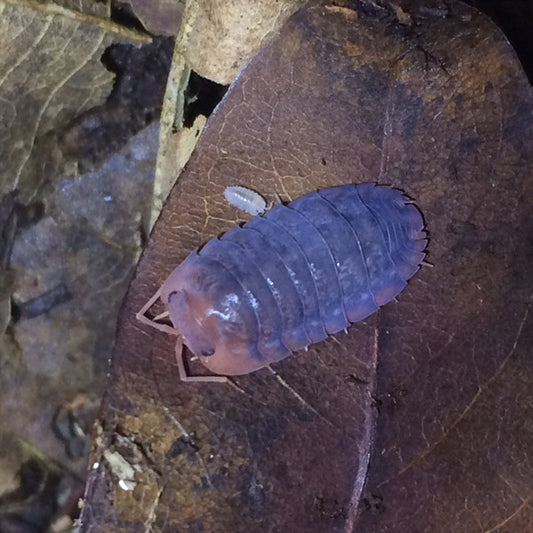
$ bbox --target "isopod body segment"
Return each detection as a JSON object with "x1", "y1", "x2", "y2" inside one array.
[{"x1": 138, "y1": 183, "x2": 427, "y2": 380}]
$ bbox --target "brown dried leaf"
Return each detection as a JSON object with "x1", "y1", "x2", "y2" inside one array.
[
  {"x1": 121, "y1": 0, "x2": 185, "y2": 36},
  {"x1": 0, "y1": 124, "x2": 159, "y2": 483},
  {"x1": 185, "y1": 0, "x2": 305, "y2": 84},
  {"x1": 150, "y1": 0, "x2": 303, "y2": 229},
  {"x1": 0, "y1": 3, "x2": 162, "y2": 529},
  {"x1": 0, "y1": 0, "x2": 148, "y2": 201},
  {"x1": 82, "y1": 1, "x2": 533, "y2": 532}
]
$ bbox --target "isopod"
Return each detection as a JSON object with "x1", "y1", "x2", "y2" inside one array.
[
  {"x1": 224, "y1": 186, "x2": 267, "y2": 216},
  {"x1": 137, "y1": 183, "x2": 427, "y2": 382}
]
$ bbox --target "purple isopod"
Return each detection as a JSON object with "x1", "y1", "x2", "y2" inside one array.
[{"x1": 137, "y1": 183, "x2": 427, "y2": 382}]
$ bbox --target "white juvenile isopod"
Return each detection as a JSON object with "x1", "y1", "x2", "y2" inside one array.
[{"x1": 224, "y1": 186, "x2": 267, "y2": 216}]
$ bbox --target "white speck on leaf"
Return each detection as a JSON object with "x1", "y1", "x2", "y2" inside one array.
[{"x1": 224, "y1": 186, "x2": 267, "y2": 215}]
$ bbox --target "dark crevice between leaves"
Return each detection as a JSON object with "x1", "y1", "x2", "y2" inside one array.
[
  {"x1": 0, "y1": 459, "x2": 59, "y2": 533},
  {"x1": 111, "y1": 1, "x2": 149, "y2": 33},
  {"x1": 57, "y1": 38, "x2": 173, "y2": 176},
  {"x1": 0, "y1": 458, "x2": 83, "y2": 533},
  {"x1": 183, "y1": 71, "x2": 229, "y2": 129}
]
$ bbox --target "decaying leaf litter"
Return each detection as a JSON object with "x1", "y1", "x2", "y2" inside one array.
[
  {"x1": 0, "y1": 0, "x2": 301, "y2": 530},
  {"x1": 0, "y1": 1, "x2": 163, "y2": 531},
  {"x1": 82, "y1": 2, "x2": 533, "y2": 533}
]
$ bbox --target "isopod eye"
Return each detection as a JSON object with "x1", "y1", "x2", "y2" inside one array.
[{"x1": 201, "y1": 349, "x2": 215, "y2": 357}]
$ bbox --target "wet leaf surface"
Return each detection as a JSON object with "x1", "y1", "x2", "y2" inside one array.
[{"x1": 82, "y1": 1, "x2": 533, "y2": 532}]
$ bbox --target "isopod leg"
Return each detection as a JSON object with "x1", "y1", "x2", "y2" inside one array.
[
  {"x1": 136, "y1": 287, "x2": 179, "y2": 336},
  {"x1": 265, "y1": 192, "x2": 286, "y2": 211},
  {"x1": 153, "y1": 310, "x2": 170, "y2": 321},
  {"x1": 267, "y1": 192, "x2": 284, "y2": 209},
  {"x1": 175, "y1": 339, "x2": 228, "y2": 383}
]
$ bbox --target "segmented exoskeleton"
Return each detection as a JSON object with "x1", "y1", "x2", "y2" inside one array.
[{"x1": 137, "y1": 183, "x2": 427, "y2": 382}]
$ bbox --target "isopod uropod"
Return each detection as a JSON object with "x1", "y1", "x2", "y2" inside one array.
[{"x1": 137, "y1": 183, "x2": 427, "y2": 382}]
